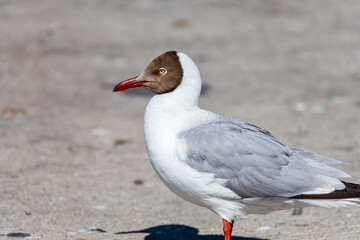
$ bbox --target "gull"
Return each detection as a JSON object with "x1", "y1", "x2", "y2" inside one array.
[{"x1": 113, "y1": 51, "x2": 360, "y2": 240}]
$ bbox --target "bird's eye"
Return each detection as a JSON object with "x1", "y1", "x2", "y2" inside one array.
[{"x1": 158, "y1": 68, "x2": 167, "y2": 75}]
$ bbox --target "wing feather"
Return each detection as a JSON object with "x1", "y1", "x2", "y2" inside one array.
[{"x1": 177, "y1": 117, "x2": 348, "y2": 198}]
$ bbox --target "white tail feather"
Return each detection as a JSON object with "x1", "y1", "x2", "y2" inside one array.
[
  {"x1": 241, "y1": 197, "x2": 360, "y2": 215},
  {"x1": 297, "y1": 198, "x2": 360, "y2": 208}
]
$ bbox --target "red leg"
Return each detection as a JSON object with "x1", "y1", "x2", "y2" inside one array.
[{"x1": 222, "y1": 219, "x2": 234, "y2": 240}]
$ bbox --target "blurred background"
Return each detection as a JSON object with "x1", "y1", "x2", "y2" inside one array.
[{"x1": 0, "y1": 0, "x2": 359, "y2": 239}]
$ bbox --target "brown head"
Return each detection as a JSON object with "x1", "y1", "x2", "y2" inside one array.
[{"x1": 113, "y1": 51, "x2": 183, "y2": 94}]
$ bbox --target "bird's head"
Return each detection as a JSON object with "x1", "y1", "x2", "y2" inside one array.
[{"x1": 113, "y1": 51, "x2": 183, "y2": 94}]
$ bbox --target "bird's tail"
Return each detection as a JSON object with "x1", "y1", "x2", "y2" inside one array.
[
  {"x1": 293, "y1": 181, "x2": 360, "y2": 199},
  {"x1": 292, "y1": 181, "x2": 360, "y2": 208},
  {"x1": 241, "y1": 182, "x2": 360, "y2": 215}
]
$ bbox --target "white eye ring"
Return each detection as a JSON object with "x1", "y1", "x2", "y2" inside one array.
[{"x1": 158, "y1": 68, "x2": 167, "y2": 75}]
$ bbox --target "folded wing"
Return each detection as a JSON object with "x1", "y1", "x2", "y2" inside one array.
[{"x1": 177, "y1": 117, "x2": 349, "y2": 198}]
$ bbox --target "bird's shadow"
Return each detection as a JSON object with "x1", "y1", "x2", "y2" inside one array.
[{"x1": 116, "y1": 224, "x2": 268, "y2": 240}]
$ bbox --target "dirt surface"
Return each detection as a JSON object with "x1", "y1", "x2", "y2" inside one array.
[{"x1": 1, "y1": 0, "x2": 360, "y2": 239}]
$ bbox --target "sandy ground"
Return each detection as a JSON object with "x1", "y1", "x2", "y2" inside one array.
[{"x1": 1, "y1": 0, "x2": 360, "y2": 239}]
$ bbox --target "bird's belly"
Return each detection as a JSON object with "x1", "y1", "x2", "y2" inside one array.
[
  {"x1": 147, "y1": 149, "x2": 242, "y2": 208},
  {"x1": 148, "y1": 154, "x2": 247, "y2": 221}
]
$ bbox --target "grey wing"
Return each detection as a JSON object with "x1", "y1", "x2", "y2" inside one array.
[{"x1": 177, "y1": 118, "x2": 349, "y2": 198}]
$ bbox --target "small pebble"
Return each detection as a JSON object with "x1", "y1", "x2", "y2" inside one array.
[
  {"x1": 171, "y1": 19, "x2": 189, "y2": 29},
  {"x1": 92, "y1": 205, "x2": 107, "y2": 210},
  {"x1": 1, "y1": 108, "x2": 27, "y2": 118},
  {"x1": 134, "y1": 179, "x2": 144, "y2": 185},
  {"x1": 114, "y1": 139, "x2": 129, "y2": 146},
  {"x1": 78, "y1": 227, "x2": 106, "y2": 233},
  {"x1": 256, "y1": 226, "x2": 271, "y2": 232}
]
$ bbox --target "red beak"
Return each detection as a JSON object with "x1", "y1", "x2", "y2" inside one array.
[{"x1": 113, "y1": 76, "x2": 147, "y2": 92}]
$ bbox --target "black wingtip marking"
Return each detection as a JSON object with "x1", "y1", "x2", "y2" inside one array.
[{"x1": 291, "y1": 181, "x2": 360, "y2": 200}]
